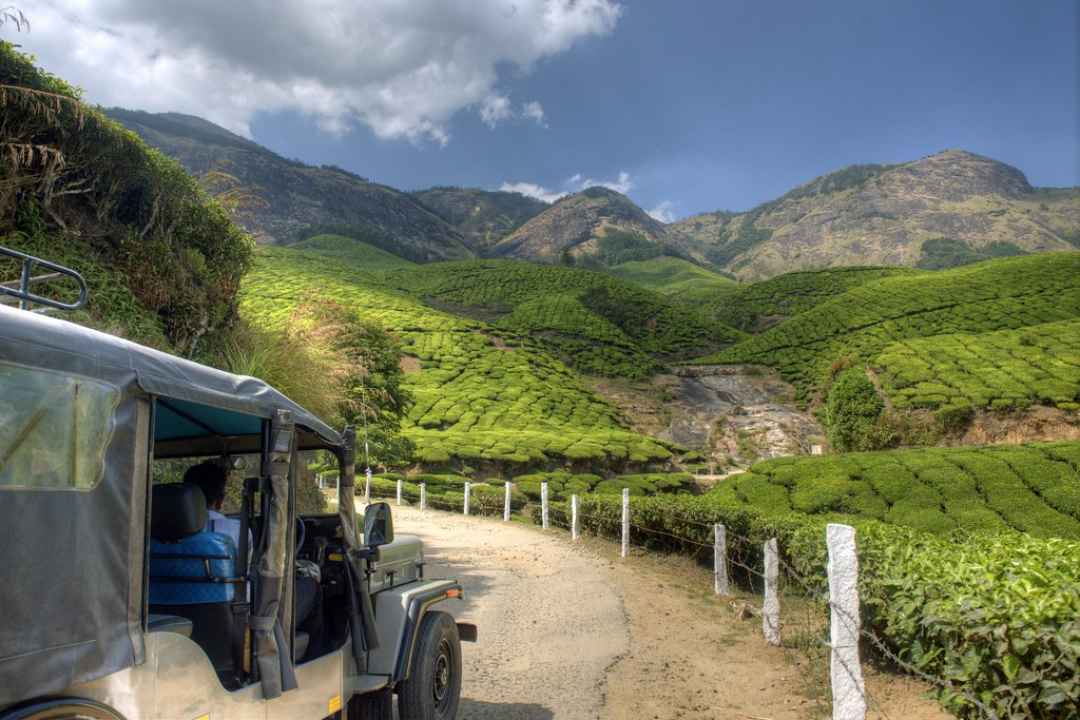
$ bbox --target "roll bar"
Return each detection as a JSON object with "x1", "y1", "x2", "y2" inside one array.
[{"x1": 0, "y1": 245, "x2": 88, "y2": 312}]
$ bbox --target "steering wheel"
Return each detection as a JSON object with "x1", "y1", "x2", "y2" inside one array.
[{"x1": 295, "y1": 516, "x2": 307, "y2": 560}]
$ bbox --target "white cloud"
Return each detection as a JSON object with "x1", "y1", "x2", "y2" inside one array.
[
  {"x1": 573, "y1": 170, "x2": 632, "y2": 194},
  {"x1": 479, "y1": 94, "x2": 513, "y2": 129},
  {"x1": 21, "y1": 0, "x2": 622, "y2": 142},
  {"x1": 647, "y1": 201, "x2": 676, "y2": 223},
  {"x1": 522, "y1": 100, "x2": 547, "y2": 127},
  {"x1": 499, "y1": 169, "x2": 635, "y2": 203},
  {"x1": 499, "y1": 181, "x2": 568, "y2": 204}
]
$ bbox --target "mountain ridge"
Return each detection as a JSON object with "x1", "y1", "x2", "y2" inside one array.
[{"x1": 105, "y1": 109, "x2": 1079, "y2": 279}]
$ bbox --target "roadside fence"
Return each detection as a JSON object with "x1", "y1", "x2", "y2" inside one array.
[{"x1": 364, "y1": 478, "x2": 997, "y2": 720}]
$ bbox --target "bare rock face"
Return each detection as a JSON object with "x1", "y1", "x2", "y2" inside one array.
[{"x1": 660, "y1": 366, "x2": 826, "y2": 466}]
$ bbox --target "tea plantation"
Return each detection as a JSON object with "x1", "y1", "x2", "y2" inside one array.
[
  {"x1": 381, "y1": 258, "x2": 746, "y2": 377},
  {"x1": 700, "y1": 253, "x2": 1080, "y2": 401},
  {"x1": 873, "y1": 318, "x2": 1080, "y2": 412},
  {"x1": 241, "y1": 246, "x2": 680, "y2": 470},
  {"x1": 704, "y1": 265, "x2": 919, "y2": 330},
  {"x1": 707, "y1": 442, "x2": 1080, "y2": 538},
  {"x1": 534, "y1": 441, "x2": 1080, "y2": 718},
  {"x1": 607, "y1": 256, "x2": 738, "y2": 299},
  {"x1": 292, "y1": 233, "x2": 417, "y2": 269}
]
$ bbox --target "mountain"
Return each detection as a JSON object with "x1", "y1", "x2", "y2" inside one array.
[
  {"x1": 492, "y1": 187, "x2": 672, "y2": 264},
  {"x1": 104, "y1": 108, "x2": 473, "y2": 262},
  {"x1": 669, "y1": 150, "x2": 1080, "y2": 280},
  {"x1": 410, "y1": 187, "x2": 548, "y2": 253}
]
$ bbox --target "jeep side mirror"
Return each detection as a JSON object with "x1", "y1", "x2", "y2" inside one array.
[{"x1": 363, "y1": 502, "x2": 394, "y2": 547}]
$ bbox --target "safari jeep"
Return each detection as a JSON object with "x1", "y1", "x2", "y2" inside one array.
[{"x1": 0, "y1": 248, "x2": 475, "y2": 720}]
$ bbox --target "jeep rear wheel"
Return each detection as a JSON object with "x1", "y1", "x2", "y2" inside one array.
[{"x1": 398, "y1": 611, "x2": 462, "y2": 720}]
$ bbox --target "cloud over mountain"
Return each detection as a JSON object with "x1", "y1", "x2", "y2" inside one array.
[{"x1": 24, "y1": 0, "x2": 621, "y2": 142}]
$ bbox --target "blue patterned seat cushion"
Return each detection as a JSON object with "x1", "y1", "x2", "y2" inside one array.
[{"x1": 149, "y1": 530, "x2": 238, "y2": 604}]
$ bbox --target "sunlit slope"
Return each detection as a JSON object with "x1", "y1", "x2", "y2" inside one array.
[
  {"x1": 701, "y1": 253, "x2": 1080, "y2": 400},
  {"x1": 291, "y1": 234, "x2": 417, "y2": 269},
  {"x1": 710, "y1": 442, "x2": 1080, "y2": 538},
  {"x1": 874, "y1": 318, "x2": 1080, "y2": 412},
  {"x1": 241, "y1": 247, "x2": 675, "y2": 466},
  {"x1": 380, "y1": 259, "x2": 746, "y2": 378},
  {"x1": 607, "y1": 256, "x2": 738, "y2": 298}
]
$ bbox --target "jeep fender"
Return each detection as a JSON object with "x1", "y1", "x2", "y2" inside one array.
[{"x1": 365, "y1": 579, "x2": 475, "y2": 682}]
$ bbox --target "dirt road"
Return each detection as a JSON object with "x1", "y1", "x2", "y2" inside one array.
[{"x1": 387, "y1": 504, "x2": 949, "y2": 720}]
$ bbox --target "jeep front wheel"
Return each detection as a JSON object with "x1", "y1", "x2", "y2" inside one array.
[{"x1": 398, "y1": 611, "x2": 462, "y2": 720}]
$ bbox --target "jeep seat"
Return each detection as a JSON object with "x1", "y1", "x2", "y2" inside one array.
[{"x1": 149, "y1": 483, "x2": 246, "y2": 683}]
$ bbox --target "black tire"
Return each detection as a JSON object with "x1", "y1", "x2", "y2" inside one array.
[
  {"x1": 1, "y1": 699, "x2": 125, "y2": 720},
  {"x1": 347, "y1": 688, "x2": 392, "y2": 720},
  {"x1": 398, "y1": 611, "x2": 462, "y2": 720}
]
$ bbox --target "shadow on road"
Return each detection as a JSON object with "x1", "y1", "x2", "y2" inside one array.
[{"x1": 458, "y1": 699, "x2": 555, "y2": 719}]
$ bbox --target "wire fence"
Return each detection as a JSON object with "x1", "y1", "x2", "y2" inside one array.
[{"x1": 360, "y1": 477, "x2": 999, "y2": 719}]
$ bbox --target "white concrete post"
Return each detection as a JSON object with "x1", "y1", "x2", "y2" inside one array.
[
  {"x1": 811, "y1": 444, "x2": 824, "y2": 456},
  {"x1": 364, "y1": 467, "x2": 372, "y2": 504},
  {"x1": 419, "y1": 482, "x2": 427, "y2": 512},
  {"x1": 620, "y1": 488, "x2": 630, "y2": 559},
  {"x1": 503, "y1": 482, "x2": 512, "y2": 521},
  {"x1": 571, "y1": 495, "x2": 580, "y2": 541},
  {"x1": 827, "y1": 524, "x2": 867, "y2": 720},
  {"x1": 541, "y1": 481, "x2": 549, "y2": 529},
  {"x1": 714, "y1": 524, "x2": 729, "y2": 595},
  {"x1": 762, "y1": 538, "x2": 781, "y2": 646},
  {"x1": 463, "y1": 481, "x2": 471, "y2": 515},
  {"x1": 396, "y1": 478, "x2": 403, "y2": 506}
]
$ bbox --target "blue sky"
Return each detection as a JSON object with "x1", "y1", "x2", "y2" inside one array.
[{"x1": 29, "y1": 1, "x2": 1080, "y2": 220}]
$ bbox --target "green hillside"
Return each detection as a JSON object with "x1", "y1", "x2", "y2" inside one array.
[
  {"x1": 708, "y1": 265, "x2": 920, "y2": 331},
  {"x1": 709, "y1": 442, "x2": 1080, "y2": 538},
  {"x1": 607, "y1": 256, "x2": 737, "y2": 298},
  {"x1": 381, "y1": 259, "x2": 746, "y2": 378},
  {"x1": 700, "y1": 253, "x2": 1080, "y2": 401},
  {"x1": 874, "y1": 318, "x2": 1080, "y2": 412},
  {"x1": 292, "y1": 234, "x2": 416, "y2": 269},
  {"x1": 241, "y1": 247, "x2": 679, "y2": 470}
]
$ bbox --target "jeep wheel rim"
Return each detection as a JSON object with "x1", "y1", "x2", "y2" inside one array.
[{"x1": 432, "y1": 639, "x2": 452, "y2": 708}]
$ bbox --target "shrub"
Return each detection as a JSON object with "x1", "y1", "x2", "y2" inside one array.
[{"x1": 825, "y1": 369, "x2": 894, "y2": 451}]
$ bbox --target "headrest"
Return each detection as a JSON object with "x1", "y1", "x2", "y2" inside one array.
[{"x1": 151, "y1": 483, "x2": 208, "y2": 542}]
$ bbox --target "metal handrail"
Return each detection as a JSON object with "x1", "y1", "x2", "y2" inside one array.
[{"x1": 0, "y1": 245, "x2": 88, "y2": 311}]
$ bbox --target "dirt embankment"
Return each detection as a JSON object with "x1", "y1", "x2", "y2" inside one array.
[{"x1": 390, "y1": 505, "x2": 948, "y2": 720}]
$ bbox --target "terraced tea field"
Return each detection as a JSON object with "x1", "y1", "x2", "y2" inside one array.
[
  {"x1": 705, "y1": 265, "x2": 919, "y2": 330},
  {"x1": 382, "y1": 259, "x2": 745, "y2": 377},
  {"x1": 700, "y1": 253, "x2": 1080, "y2": 401},
  {"x1": 709, "y1": 441, "x2": 1080, "y2": 538},
  {"x1": 874, "y1": 318, "x2": 1080, "y2": 411},
  {"x1": 607, "y1": 256, "x2": 738, "y2": 298},
  {"x1": 241, "y1": 246, "x2": 677, "y2": 468}
]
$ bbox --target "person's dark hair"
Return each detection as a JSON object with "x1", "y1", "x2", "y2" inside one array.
[{"x1": 184, "y1": 461, "x2": 228, "y2": 508}]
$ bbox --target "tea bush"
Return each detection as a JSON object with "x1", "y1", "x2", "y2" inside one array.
[
  {"x1": 874, "y1": 318, "x2": 1080, "y2": 412},
  {"x1": 706, "y1": 442, "x2": 1080, "y2": 538}
]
